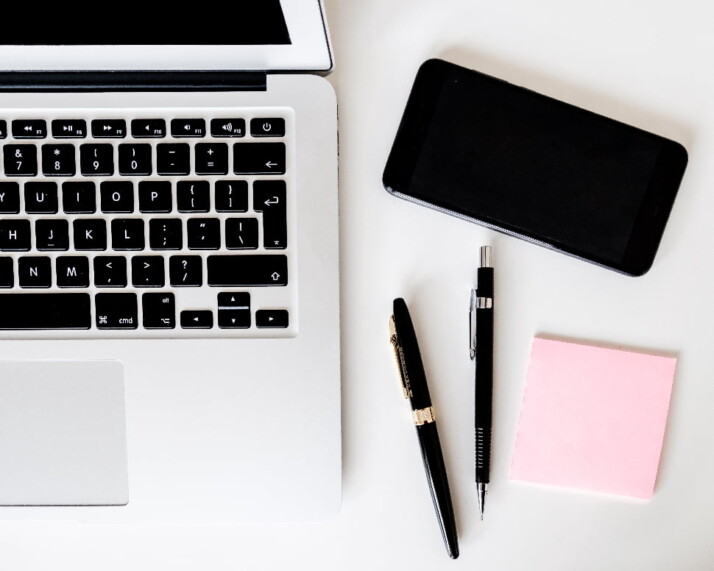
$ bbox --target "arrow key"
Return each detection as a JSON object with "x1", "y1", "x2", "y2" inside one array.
[
  {"x1": 256, "y1": 309, "x2": 289, "y2": 329},
  {"x1": 181, "y1": 310, "x2": 213, "y2": 329},
  {"x1": 217, "y1": 292, "x2": 251, "y2": 329}
]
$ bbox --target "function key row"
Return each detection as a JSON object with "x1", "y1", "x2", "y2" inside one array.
[
  {"x1": 1, "y1": 142, "x2": 286, "y2": 177},
  {"x1": 0, "y1": 254, "x2": 288, "y2": 288},
  {"x1": 0, "y1": 291, "x2": 288, "y2": 330},
  {"x1": 0, "y1": 118, "x2": 285, "y2": 140}
]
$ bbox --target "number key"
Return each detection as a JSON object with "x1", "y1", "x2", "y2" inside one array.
[
  {"x1": 80, "y1": 144, "x2": 114, "y2": 176},
  {"x1": 3, "y1": 145, "x2": 38, "y2": 176},
  {"x1": 42, "y1": 144, "x2": 76, "y2": 176},
  {"x1": 119, "y1": 144, "x2": 152, "y2": 176}
]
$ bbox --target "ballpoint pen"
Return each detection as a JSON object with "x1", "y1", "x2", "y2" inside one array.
[
  {"x1": 470, "y1": 245, "x2": 494, "y2": 519},
  {"x1": 389, "y1": 298, "x2": 459, "y2": 559}
]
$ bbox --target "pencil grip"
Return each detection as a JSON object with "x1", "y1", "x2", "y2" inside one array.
[{"x1": 475, "y1": 308, "x2": 493, "y2": 482}]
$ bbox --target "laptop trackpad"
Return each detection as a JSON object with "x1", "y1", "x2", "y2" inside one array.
[{"x1": 0, "y1": 360, "x2": 128, "y2": 506}]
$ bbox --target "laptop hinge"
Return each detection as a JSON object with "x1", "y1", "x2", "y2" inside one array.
[{"x1": 0, "y1": 71, "x2": 267, "y2": 92}]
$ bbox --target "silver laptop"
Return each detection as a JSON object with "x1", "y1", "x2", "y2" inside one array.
[{"x1": 0, "y1": 1, "x2": 340, "y2": 522}]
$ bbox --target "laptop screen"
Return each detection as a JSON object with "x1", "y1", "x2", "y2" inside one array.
[
  {"x1": 0, "y1": 2, "x2": 291, "y2": 45},
  {"x1": 0, "y1": 0, "x2": 330, "y2": 72}
]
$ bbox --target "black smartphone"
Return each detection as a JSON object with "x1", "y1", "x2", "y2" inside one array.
[{"x1": 383, "y1": 59, "x2": 688, "y2": 276}]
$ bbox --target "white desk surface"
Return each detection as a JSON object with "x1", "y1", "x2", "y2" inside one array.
[{"x1": 6, "y1": 1, "x2": 714, "y2": 569}]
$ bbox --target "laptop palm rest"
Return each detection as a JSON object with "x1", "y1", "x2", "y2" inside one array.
[{"x1": 0, "y1": 360, "x2": 128, "y2": 506}]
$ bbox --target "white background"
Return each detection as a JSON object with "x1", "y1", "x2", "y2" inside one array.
[{"x1": 4, "y1": 0, "x2": 714, "y2": 569}]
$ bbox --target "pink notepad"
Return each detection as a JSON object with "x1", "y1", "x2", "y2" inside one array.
[{"x1": 510, "y1": 337, "x2": 676, "y2": 499}]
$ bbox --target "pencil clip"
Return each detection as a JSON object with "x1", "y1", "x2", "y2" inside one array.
[
  {"x1": 389, "y1": 316, "x2": 411, "y2": 399},
  {"x1": 469, "y1": 289, "x2": 477, "y2": 360}
]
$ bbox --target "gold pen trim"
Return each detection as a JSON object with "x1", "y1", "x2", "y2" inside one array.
[
  {"x1": 413, "y1": 406, "x2": 436, "y2": 425},
  {"x1": 389, "y1": 315, "x2": 412, "y2": 399}
]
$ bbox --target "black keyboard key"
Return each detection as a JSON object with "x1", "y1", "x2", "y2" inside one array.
[
  {"x1": 0, "y1": 293, "x2": 90, "y2": 330},
  {"x1": 62, "y1": 182, "x2": 96, "y2": 214},
  {"x1": 225, "y1": 218, "x2": 258, "y2": 250},
  {"x1": 142, "y1": 292, "x2": 175, "y2": 329},
  {"x1": 256, "y1": 309, "x2": 289, "y2": 328},
  {"x1": 25, "y1": 182, "x2": 58, "y2": 213},
  {"x1": 157, "y1": 144, "x2": 190, "y2": 175},
  {"x1": 149, "y1": 218, "x2": 182, "y2": 250},
  {"x1": 139, "y1": 181, "x2": 172, "y2": 213},
  {"x1": 0, "y1": 257, "x2": 13, "y2": 287},
  {"x1": 131, "y1": 119, "x2": 166, "y2": 138},
  {"x1": 0, "y1": 182, "x2": 20, "y2": 213},
  {"x1": 3, "y1": 145, "x2": 38, "y2": 176},
  {"x1": 94, "y1": 256, "x2": 127, "y2": 287},
  {"x1": 253, "y1": 180, "x2": 287, "y2": 249},
  {"x1": 0, "y1": 254, "x2": 12, "y2": 290},
  {"x1": 250, "y1": 118, "x2": 285, "y2": 137},
  {"x1": 12, "y1": 120, "x2": 46, "y2": 139},
  {"x1": 187, "y1": 218, "x2": 220, "y2": 249},
  {"x1": 118, "y1": 144, "x2": 152, "y2": 176},
  {"x1": 210, "y1": 119, "x2": 245, "y2": 138},
  {"x1": 217, "y1": 292, "x2": 251, "y2": 329},
  {"x1": 180, "y1": 310, "x2": 213, "y2": 329},
  {"x1": 233, "y1": 142, "x2": 285, "y2": 174},
  {"x1": 42, "y1": 144, "x2": 76, "y2": 176},
  {"x1": 92, "y1": 119, "x2": 126, "y2": 138},
  {"x1": 74, "y1": 219, "x2": 107, "y2": 250},
  {"x1": 171, "y1": 119, "x2": 206, "y2": 138},
  {"x1": 215, "y1": 180, "x2": 248, "y2": 212},
  {"x1": 56, "y1": 256, "x2": 89, "y2": 288},
  {"x1": 177, "y1": 181, "x2": 210, "y2": 212},
  {"x1": 0, "y1": 120, "x2": 6, "y2": 139},
  {"x1": 35, "y1": 219, "x2": 69, "y2": 251},
  {"x1": 207, "y1": 255, "x2": 288, "y2": 286},
  {"x1": 169, "y1": 255, "x2": 202, "y2": 287},
  {"x1": 132, "y1": 256, "x2": 165, "y2": 287},
  {"x1": 52, "y1": 119, "x2": 87, "y2": 139},
  {"x1": 0, "y1": 220, "x2": 31, "y2": 251},
  {"x1": 195, "y1": 143, "x2": 228, "y2": 175},
  {"x1": 111, "y1": 219, "x2": 145, "y2": 250},
  {"x1": 80, "y1": 144, "x2": 114, "y2": 176},
  {"x1": 18, "y1": 256, "x2": 51, "y2": 288},
  {"x1": 101, "y1": 181, "x2": 134, "y2": 213},
  {"x1": 96, "y1": 293, "x2": 138, "y2": 329}
]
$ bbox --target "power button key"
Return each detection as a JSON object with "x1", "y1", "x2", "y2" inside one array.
[{"x1": 250, "y1": 118, "x2": 285, "y2": 137}]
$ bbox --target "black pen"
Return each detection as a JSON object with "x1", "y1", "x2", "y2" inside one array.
[
  {"x1": 389, "y1": 298, "x2": 459, "y2": 559},
  {"x1": 470, "y1": 245, "x2": 494, "y2": 519}
]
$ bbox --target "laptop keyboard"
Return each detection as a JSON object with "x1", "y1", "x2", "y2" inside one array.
[{"x1": 0, "y1": 109, "x2": 296, "y2": 337}]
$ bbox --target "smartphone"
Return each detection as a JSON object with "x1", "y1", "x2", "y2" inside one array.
[{"x1": 383, "y1": 59, "x2": 688, "y2": 276}]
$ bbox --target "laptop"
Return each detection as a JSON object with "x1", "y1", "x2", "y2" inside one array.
[{"x1": 0, "y1": 1, "x2": 340, "y2": 522}]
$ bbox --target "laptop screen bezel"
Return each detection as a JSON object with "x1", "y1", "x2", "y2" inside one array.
[{"x1": 0, "y1": 1, "x2": 332, "y2": 73}]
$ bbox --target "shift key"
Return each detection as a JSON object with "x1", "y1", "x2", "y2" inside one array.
[{"x1": 207, "y1": 255, "x2": 287, "y2": 286}]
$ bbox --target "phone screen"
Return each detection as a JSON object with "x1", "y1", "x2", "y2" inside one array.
[{"x1": 383, "y1": 59, "x2": 688, "y2": 275}]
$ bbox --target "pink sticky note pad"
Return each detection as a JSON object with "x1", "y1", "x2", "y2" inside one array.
[{"x1": 509, "y1": 337, "x2": 676, "y2": 499}]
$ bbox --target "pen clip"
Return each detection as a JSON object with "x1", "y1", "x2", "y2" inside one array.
[
  {"x1": 469, "y1": 289, "x2": 477, "y2": 360},
  {"x1": 389, "y1": 315, "x2": 411, "y2": 399}
]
